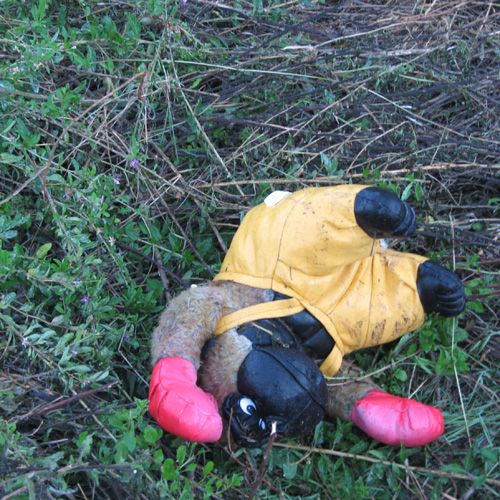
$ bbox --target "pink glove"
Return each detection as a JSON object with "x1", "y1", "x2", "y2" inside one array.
[
  {"x1": 351, "y1": 390, "x2": 444, "y2": 447},
  {"x1": 148, "y1": 357, "x2": 223, "y2": 442}
]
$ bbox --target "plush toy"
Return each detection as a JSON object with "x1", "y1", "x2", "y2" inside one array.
[{"x1": 148, "y1": 185, "x2": 465, "y2": 448}]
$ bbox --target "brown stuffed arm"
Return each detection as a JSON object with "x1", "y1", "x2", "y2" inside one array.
[
  {"x1": 148, "y1": 281, "x2": 273, "y2": 442},
  {"x1": 150, "y1": 281, "x2": 273, "y2": 368}
]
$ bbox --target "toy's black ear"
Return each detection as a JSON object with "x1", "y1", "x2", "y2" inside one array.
[
  {"x1": 354, "y1": 186, "x2": 416, "y2": 237},
  {"x1": 417, "y1": 260, "x2": 466, "y2": 317},
  {"x1": 234, "y1": 346, "x2": 328, "y2": 442}
]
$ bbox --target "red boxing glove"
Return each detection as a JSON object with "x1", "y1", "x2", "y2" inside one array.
[
  {"x1": 351, "y1": 390, "x2": 444, "y2": 447},
  {"x1": 148, "y1": 357, "x2": 223, "y2": 442}
]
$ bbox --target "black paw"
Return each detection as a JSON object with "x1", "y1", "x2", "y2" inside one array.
[
  {"x1": 354, "y1": 187, "x2": 416, "y2": 238},
  {"x1": 417, "y1": 260, "x2": 466, "y2": 317}
]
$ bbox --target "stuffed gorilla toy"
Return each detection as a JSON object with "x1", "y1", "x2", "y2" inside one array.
[{"x1": 148, "y1": 185, "x2": 465, "y2": 448}]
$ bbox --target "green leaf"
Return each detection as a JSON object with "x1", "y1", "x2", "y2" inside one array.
[
  {"x1": 77, "y1": 432, "x2": 93, "y2": 457},
  {"x1": 321, "y1": 152, "x2": 338, "y2": 176},
  {"x1": 190, "y1": 78, "x2": 203, "y2": 89},
  {"x1": 467, "y1": 301, "x2": 484, "y2": 313},
  {"x1": 368, "y1": 449, "x2": 389, "y2": 460},
  {"x1": 283, "y1": 462, "x2": 297, "y2": 480},
  {"x1": 343, "y1": 463, "x2": 355, "y2": 490},
  {"x1": 0, "y1": 292, "x2": 16, "y2": 309},
  {"x1": 150, "y1": 225, "x2": 161, "y2": 243},
  {"x1": 440, "y1": 463, "x2": 464, "y2": 474},
  {"x1": 35, "y1": 243, "x2": 52, "y2": 260},
  {"x1": 0, "y1": 153, "x2": 23, "y2": 164},
  {"x1": 419, "y1": 329, "x2": 435, "y2": 352},
  {"x1": 176, "y1": 444, "x2": 186, "y2": 465},
  {"x1": 37, "y1": 0, "x2": 47, "y2": 21},
  {"x1": 473, "y1": 474, "x2": 487, "y2": 488},
  {"x1": 435, "y1": 349, "x2": 452, "y2": 375},
  {"x1": 153, "y1": 449, "x2": 164, "y2": 464},
  {"x1": 0, "y1": 214, "x2": 30, "y2": 241},
  {"x1": 401, "y1": 182, "x2": 413, "y2": 201},
  {"x1": 162, "y1": 459, "x2": 179, "y2": 480},
  {"x1": 480, "y1": 447, "x2": 499, "y2": 462},
  {"x1": 144, "y1": 425, "x2": 162, "y2": 444},
  {"x1": 123, "y1": 430, "x2": 136, "y2": 452},
  {"x1": 203, "y1": 461, "x2": 213, "y2": 479}
]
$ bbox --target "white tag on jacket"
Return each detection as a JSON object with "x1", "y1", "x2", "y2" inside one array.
[{"x1": 264, "y1": 190, "x2": 292, "y2": 207}]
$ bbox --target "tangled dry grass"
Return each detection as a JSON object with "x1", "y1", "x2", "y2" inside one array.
[{"x1": 0, "y1": 0, "x2": 499, "y2": 498}]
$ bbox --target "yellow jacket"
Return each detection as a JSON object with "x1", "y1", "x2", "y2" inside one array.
[{"x1": 213, "y1": 185, "x2": 427, "y2": 377}]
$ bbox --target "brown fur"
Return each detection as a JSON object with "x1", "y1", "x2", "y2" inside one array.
[
  {"x1": 325, "y1": 362, "x2": 379, "y2": 422},
  {"x1": 198, "y1": 328, "x2": 252, "y2": 406},
  {"x1": 150, "y1": 281, "x2": 273, "y2": 368},
  {"x1": 151, "y1": 280, "x2": 380, "y2": 427}
]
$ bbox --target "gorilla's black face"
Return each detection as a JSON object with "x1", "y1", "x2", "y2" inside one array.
[
  {"x1": 223, "y1": 393, "x2": 289, "y2": 448},
  {"x1": 223, "y1": 346, "x2": 329, "y2": 448}
]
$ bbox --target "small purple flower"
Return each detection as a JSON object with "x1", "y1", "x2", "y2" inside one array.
[
  {"x1": 74, "y1": 278, "x2": 81, "y2": 286},
  {"x1": 181, "y1": 0, "x2": 188, "y2": 4},
  {"x1": 72, "y1": 347, "x2": 78, "y2": 357},
  {"x1": 113, "y1": 176, "x2": 120, "y2": 185},
  {"x1": 80, "y1": 295, "x2": 90, "y2": 304},
  {"x1": 130, "y1": 159, "x2": 139, "y2": 169},
  {"x1": 299, "y1": 2, "x2": 306, "y2": 9},
  {"x1": 123, "y1": 333, "x2": 131, "y2": 341}
]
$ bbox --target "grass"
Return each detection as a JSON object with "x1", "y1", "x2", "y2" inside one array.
[{"x1": 0, "y1": 0, "x2": 499, "y2": 498}]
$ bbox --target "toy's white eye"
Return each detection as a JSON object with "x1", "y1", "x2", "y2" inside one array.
[
  {"x1": 239, "y1": 397, "x2": 257, "y2": 416},
  {"x1": 259, "y1": 419, "x2": 266, "y2": 431}
]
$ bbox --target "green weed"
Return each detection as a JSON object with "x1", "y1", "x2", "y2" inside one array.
[{"x1": 0, "y1": 0, "x2": 499, "y2": 498}]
